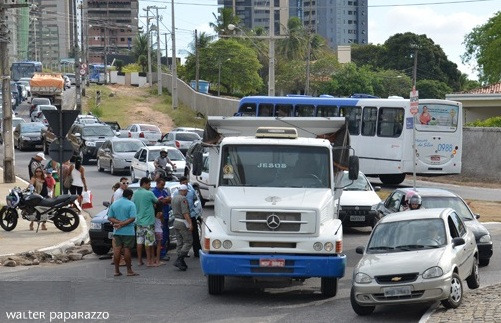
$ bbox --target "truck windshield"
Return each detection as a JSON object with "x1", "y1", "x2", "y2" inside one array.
[{"x1": 220, "y1": 145, "x2": 330, "y2": 188}]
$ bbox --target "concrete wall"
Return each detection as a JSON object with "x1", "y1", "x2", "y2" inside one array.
[
  {"x1": 462, "y1": 127, "x2": 501, "y2": 181},
  {"x1": 131, "y1": 73, "x2": 147, "y2": 87}
]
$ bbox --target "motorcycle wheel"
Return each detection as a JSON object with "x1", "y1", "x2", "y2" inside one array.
[
  {"x1": 53, "y1": 208, "x2": 80, "y2": 232},
  {"x1": 0, "y1": 207, "x2": 18, "y2": 231}
]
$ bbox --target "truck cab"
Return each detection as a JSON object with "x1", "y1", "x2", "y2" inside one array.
[{"x1": 192, "y1": 117, "x2": 358, "y2": 297}]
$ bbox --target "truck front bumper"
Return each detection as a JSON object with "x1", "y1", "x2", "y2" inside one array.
[{"x1": 200, "y1": 251, "x2": 346, "y2": 278}]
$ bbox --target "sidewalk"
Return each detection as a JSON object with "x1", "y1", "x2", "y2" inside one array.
[{"x1": 0, "y1": 168, "x2": 89, "y2": 257}]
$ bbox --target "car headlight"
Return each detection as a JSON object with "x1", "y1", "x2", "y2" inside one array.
[
  {"x1": 354, "y1": 272, "x2": 372, "y2": 284},
  {"x1": 89, "y1": 222, "x2": 102, "y2": 230},
  {"x1": 422, "y1": 266, "x2": 443, "y2": 279},
  {"x1": 479, "y1": 234, "x2": 491, "y2": 243},
  {"x1": 85, "y1": 141, "x2": 96, "y2": 147},
  {"x1": 371, "y1": 204, "x2": 378, "y2": 211}
]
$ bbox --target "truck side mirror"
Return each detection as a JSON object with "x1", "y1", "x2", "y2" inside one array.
[
  {"x1": 348, "y1": 155, "x2": 359, "y2": 180},
  {"x1": 192, "y1": 151, "x2": 203, "y2": 176}
]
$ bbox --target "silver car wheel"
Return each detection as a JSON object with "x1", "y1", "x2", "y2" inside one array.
[{"x1": 450, "y1": 276, "x2": 462, "y2": 303}]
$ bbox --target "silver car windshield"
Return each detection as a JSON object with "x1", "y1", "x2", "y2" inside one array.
[
  {"x1": 367, "y1": 218, "x2": 446, "y2": 253},
  {"x1": 219, "y1": 145, "x2": 330, "y2": 188},
  {"x1": 340, "y1": 171, "x2": 371, "y2": 191},
  {"x1": 422, "y1": 196, "x2": 474, "y2": 220},
  {"x1": 113, "y1": 141, "x2": 143, "y2": 153}
]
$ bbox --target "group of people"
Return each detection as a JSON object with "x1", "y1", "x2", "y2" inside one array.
[
  {"x1": 108, "y1": 175, "x2": 202, "y2": 277},
  {"x1": 27, "y1": 152, "x2": 88, "y2": 231}
]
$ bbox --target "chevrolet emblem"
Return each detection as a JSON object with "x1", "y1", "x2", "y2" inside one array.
[{"x1": 391, "y1": 276, "x2": 402, "y2": 282}]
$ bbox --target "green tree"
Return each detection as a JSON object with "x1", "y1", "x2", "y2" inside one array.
[
  {"x1": 324, "y1": 63, "x2": 374, "y2": 96},
  {"x1": 370, "y1": 69, "x2": 412, "y2": 98},
  {"x1": 131, "y1": 33, "x2": 156, "y2": 70},
  {"x1": 210, "y1": 8, "x2": 240, "y2": 36},
  {"x1": 463, "y1": 11, "x2": 501, "y2": 84},
  {"x1": 415, "y1": 79, "x2": 452, "y2": 99},
  {"x1": 276, "y1": 59, "x2": 306, "y2": 94},
  {"x1": 277, "y1": 17, "x2": 307, "y2": 60},
  {"x1": 115, "y1": 59, "x2": 124, "y2": 73}
]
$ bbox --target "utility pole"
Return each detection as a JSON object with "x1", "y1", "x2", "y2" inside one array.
[
  {"x1": 145, "y1": 7, "x2": 152, "y2": 88},
  {"x1": 74, "y1": 0, "x2": 81, "y2": 112},
  {"x1": 1, "y1": 0, "x2": 29, "y2": 183},
  {"x1": 305, "y1": 1, "x2": 314, "y2": 95},
  {"x1": 154, "y1": 6, "x2": 166, "y2": 95},
  {"x1": 268, "y1": 0, "x2": 275, "y2": 96},
  {"x1": 163, "y1": 33, "x2": 168, "y2": 70},
  {"x1": 80, "y1": 1, "x2": 86, "y2": 97},
  {"x1": 194, "y1": 29, "x2": 199, "y2": 92},
  {"x1": 171, "y1": 0, "x2": 178, "y2": 109}
]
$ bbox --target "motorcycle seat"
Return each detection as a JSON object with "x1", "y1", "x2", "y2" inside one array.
[{"x1": 38, "y1": 194, "x2": 76, "y2": 207}]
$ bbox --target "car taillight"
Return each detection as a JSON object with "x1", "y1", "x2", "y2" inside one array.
[
  {"x1": 37, "y1": 112, "x2": 42, "y2": 118},
  {"x1": 139, "y1": 132, "x2": 145, "y2": 138},
  {"x1": 175, "y1": 140, "x2": 180, "y2": 148}
]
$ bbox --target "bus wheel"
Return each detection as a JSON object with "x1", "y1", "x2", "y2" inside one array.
[{"x1": 379, "y1": 174, "x2": 406, "y2": 185}]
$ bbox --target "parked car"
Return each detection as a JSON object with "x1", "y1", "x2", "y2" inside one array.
[
  {"x1": 30, "y1": 104, "x2": 57, "y2": 123},
  {"x1": 67, "y1": 123, "x2": 117, "y2": 164},
  {"x1": 189, "y1": 152, "x2": 211, "y2": 206},
  {"x1": 30, "y1": 97, "x2": 52, "y2": 115},
  {"x1": 103, "y1": 121, "x2": 121, "y2": 134},
  {"x1": 125, "y1": 124, "x2": 162, "y2": 146},
  {"x1": 376, "y1": 187, "x2": 493, "y2": 266},
  {"x1": 130, "y1": 146, "x2": 186, "y2": 182},
  {"x1": 157, "y1": 131, "x2": 201, "y2": 155},
  {"x1": 97, "y1": 138, "x2": 145, "y2": 175},
  {"x1": 337, "y1": 171, "x2": 381, "y2": 228},
  {"x1": 65, "y1": 73, "x2": 76, "y2": 85},
  {"x1": 351, "y1": 208, "x2": 479, "y2": 315},
  {"x1": 13, "y1": 122, "x2": 46, "y2": 151},
  {"x1": 88, "y1": 181, "x2": 180, "y2": 255},
  {"x1": 170, "y1": 127, "x2": 204, "y2": 138}
]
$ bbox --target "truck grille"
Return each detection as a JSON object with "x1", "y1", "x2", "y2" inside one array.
[{"x1": 242, "y1": 212, "x2": 304, "y2": 232}]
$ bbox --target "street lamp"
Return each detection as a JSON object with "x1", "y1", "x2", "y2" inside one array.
[{"x1": 218, "y1": 58, "x2": 231, "y2": 96}]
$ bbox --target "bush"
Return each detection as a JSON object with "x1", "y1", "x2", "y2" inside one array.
[
  {"x1": 122, "y1": 63, "x2": 142, "y2": 73},
  {"x1": 90, "y1": 105, "x2": 103, "y2": 118},
  {"x1": 465, "y1": 116, "x2": 501, "y2": 127}
]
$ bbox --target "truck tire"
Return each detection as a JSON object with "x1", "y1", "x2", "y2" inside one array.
[
  {"x1": 321, "y1": 277, "x2": 338, "y2": 297},
  {"x1": 379, "y1": 174, "x2": 406, "y2": 185},
  {"x1": 208, "y1": 275, "x2": 224, "y2": 295}
]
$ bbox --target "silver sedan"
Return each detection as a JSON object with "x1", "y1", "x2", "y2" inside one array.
[{"x1": 97, "y1": 138, "x2": 146, "y2": 175}]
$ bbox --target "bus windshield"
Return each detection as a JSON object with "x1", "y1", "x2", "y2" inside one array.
[
  {"x1": 220, "y1": 145, "x2": 330, "y2": 188},
  {"x1": 11, "y1": 62, "x2": 42, "y2": 81},
  {"x1": 415, "y1": 104, "x2": 459, "y2": 132}
]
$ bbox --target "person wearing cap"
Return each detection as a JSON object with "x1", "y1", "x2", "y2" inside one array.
[
  {"x1": 171, "y1": 184, "x2": 193, "y2": 271},
  {"x1": 28, "y1": 152, "x2": 45, "y2": 179}
]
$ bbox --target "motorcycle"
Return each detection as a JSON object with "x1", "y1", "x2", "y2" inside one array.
[
  {"x1": 150, "y1": 164, "x2": 179, "y2": 182},
  {"x1": 0, "y1": 187, "x2": 80, "y2": 232}
]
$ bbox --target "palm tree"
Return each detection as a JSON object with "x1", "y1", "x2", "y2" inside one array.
[
  {"x1": 210, "y1": 8, "x2": 240, "y2": 36},
  {"x1": 277, "y1": 17, "x2": 307, "y2": 60},
  {"x1": 131, "y1": 33, "x2": 148, "y2": 61}
]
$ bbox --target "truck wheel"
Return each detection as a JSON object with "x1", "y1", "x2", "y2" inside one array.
[
  {"x1": 321, "y1": 277, "x2": 338, "y2": 297},
  {"x1": 208, "y1": 275, "x2": 224, "y2": 295},
  {"x1": 379, "y1": 174, "x2": 406, "y2": 185},
  {"x1": 350, "y1": 287, "x2": 375, "y2": 315}
]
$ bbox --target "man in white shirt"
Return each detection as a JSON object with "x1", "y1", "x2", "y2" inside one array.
[{"x1": 111, "y1": 177, "x2": 129, "y2": 203}]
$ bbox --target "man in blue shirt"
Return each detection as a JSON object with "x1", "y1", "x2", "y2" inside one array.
[
  {"x1": 108, "y1": 188, "x2": 138, "y2": 277},
  {"x1": 152, "y1": 178, "x2": 172, "y2": 261}
]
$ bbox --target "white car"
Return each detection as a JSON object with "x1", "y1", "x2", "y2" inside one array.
[
  {"x1": 189, "y1": 153, "x2": 211, "y2": 206},
  {"x1": 125, "y1": 123, "x2": 162, "y2": 146},
  {"x1": 351, "y1": 208, "x2": 479, "y2": 315},
  {"x1": 65, "y1": 73, "x2": 76, "y2": 85},
  {"x1": 30, "y1": 104, "x2": 58, "y2": 123},
  {"x1": 130, "y1": 146, "x2": 186, "y2": 182},
  {"x1": 337, "y1": 171, "x2": 381, "y2": 228},
  {"x1": 170, "y1": 127, "x2": 204, "y2": 138}
]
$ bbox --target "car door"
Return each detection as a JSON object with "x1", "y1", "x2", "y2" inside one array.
[
  {"x1": 100, "y1": 141, "x2": 111, "y2": 166},
  {"x1": 447, "y1": 212, "x2": 471, "y2": 278},
  {"x1": 136, "y1": 149, "x2": 148, "y2": 177},
  {"x1": 378, "y1": 190, "x2": 405, "y2": 216},
  {"x1": 129, "y1": 125, "x2": 138, "y2": 139}
]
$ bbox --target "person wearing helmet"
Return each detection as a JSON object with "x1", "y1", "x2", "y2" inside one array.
[
  {"x1": 408, "y1": 194, "x2": 423, "y2": 210},
  {"x1": 153, "y1": 149, "x2": 176, "y2": 181}
]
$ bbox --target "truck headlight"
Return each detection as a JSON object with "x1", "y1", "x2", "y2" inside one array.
[
  {"x1": 355, "y1": 272, "x2": 372, "y2": 284},
  {"x1": 212, "y1": 239, "x2": 222, "y2": 249},
  {"x1": 223, "y1": 240, "x2": 232, "y2": 249},
  {"x1": 89, "y1": 222, "x2": 102, "y2": 230},
  {"x1": 479, "y1": 234, "x2": 491, "y2": 243},
  {"x1": 324, "y1": 242, "x2": 334, "y2": 252},
  {"x1": 422, "y1": 266, "x2": 443, "y2": 279},
  {"x1": 85, "y1": 141, "x2": 96, "y2": 147},
  {"x1": 313, "y1": 242, "x2": 323, "y2": 251}
]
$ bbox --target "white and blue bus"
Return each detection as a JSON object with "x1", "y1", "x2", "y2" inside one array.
[
  {"x1": 10, "y1": 61, "x2": 43, "y2": 81},
  {"x1": 88, "y1": 64, "x2": 106, "y2": 83},
  {"x1": 236, "y1": 95, "x2": 462, "y2": 184}
]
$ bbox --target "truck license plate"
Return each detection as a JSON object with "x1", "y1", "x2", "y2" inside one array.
[
  {"x1": 350, "y1": 215, "x2": 365, "y2": 221},
  {"x1": 259, "y1": 259, "x2": 285, "y2": 267},
  {"x1": 383, "y1": 286, "x2": 411, "y2": 297},
  {"x1": 108, "y1": 232, "x2": 114, "y2": 239}
]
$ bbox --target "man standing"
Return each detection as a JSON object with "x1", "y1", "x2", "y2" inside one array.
[
  {"x1": 28, "y1": 152, "x2": 45, "y2": 179},
  {"x1": 171, "y1": 184, "x2": 193, "y2": 271},
  {"x1": 178, "y1": 176, "x2": 202, "y2": 258},
  {"x1": 107, "y1": 189, "x2": 138, "y2": 276},
  {"x1": 111, "y1": 177, "x2": 129, "y2": 203},
  {"x1": 132, "y1": 177, "x2": 158, "y2": 267},
  {"x1": 152, "y1": 178, "x2": 172, "y2": 261}
]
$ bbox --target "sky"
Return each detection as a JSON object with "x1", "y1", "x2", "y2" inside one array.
[{"x1": 139, "y1": 0, "x2": 501, "y2": 80}]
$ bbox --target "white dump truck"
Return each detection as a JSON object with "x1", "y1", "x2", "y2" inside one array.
[{"x1": 191, "y1": 117, "x2": 358, "y2": 297}]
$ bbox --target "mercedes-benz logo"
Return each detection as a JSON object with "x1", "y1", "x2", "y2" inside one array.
[{"x1": 266, "y1": 214, "x2": 281, "y2": 230}]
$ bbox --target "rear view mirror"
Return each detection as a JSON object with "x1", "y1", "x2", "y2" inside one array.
[
  {"x1": 452, "y1": 237, "x2": 465, "y2": 247},
  {"x1": 348, "y1": 155, "x2": 359, "y2": 180},
  {"x1": 355, "y1": 246, "x2": 365, "y2": 254},
  {"x1": 192, "y1": 151, "x2": 203, "y2": 176}
]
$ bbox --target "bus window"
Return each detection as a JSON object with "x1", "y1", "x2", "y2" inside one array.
[
  {"x1": 274, "y1": 104, "x2": 293, "y2": 117},
  {"x1": 361, "y1": 107, "x2": 377, "y2": 136},
  {"x1": 258, "y1": 104, "x2": 274, "y2": 116},
  {"x1": 317, "y1": 105, "x2": 338, "y2": 117},
  {"x1": 240, "y1": 103, "x2": 257, "y2": 116},
  {"x1": 340, "y1": 106, "x2": 361, "y2": 135},
  {"x1": 295, "y1": 104, "x2": 315, "y2": 117},
  {"x1": 377, "y1": 107, "x2": 404, "y2": 138},
  {"x1": 415, "y1": 104, "x2": 459, "y2": 132}
]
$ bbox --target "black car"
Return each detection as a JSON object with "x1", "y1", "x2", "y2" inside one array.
[
  {"x1": 376, "y1": 187, "x2": 493, "y2": 266},
  {"x1": 67, "y1": 123, "x2": 116, "y2": 164},
  {"x1": 13, "y1": 122, "x2": 46, "y2": 151},
  {"x1": 88, "y1": 181, "x2": 179, "y2": 255}
]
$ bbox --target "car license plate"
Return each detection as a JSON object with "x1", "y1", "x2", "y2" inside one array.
[
  {"x1": 259, "y1": 259, "x2": 285, "y2": 267},
  {"x1": 350, "y1": 215, "x2": 365, "y2": 221},
  {"x1": 383, "y1": 286, "x2": 411, "y2": 297},
  {"x1": 108, "y1": 232, "x2": 114, "y2": 239},
  {"x1": 431, "y1": 155, "x2": 440, "y2": 161}
]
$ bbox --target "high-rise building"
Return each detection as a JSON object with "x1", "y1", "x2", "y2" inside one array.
[
  {"x1": 84, "y1": 0, "x2": 139, "y2": 64},
  {"x1": 219, "y1": 0, "x2": 368, "y2": 48}
]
